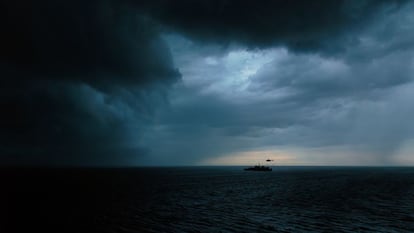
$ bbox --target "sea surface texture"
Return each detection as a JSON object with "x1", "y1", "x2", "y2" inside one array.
[{"x1": 2, "y1": 166, "x2": 414, "y2": 232}]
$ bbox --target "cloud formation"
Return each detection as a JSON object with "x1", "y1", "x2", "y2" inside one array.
[
  {"x1": 145, "y1": 0, "x2": 414, "y2": 165},
  {"x1": 2, "y1": 0, "x2": 180, "y2": 87},
  {"x1": 1, "y1": 0, "x2": 179, "y2": 165},
  {"x1": 1, "y1": 0, "x2": 414, "y2": 165},
  {"x1": 136, "y1": 0, "x2": 406, "y2": 53}
]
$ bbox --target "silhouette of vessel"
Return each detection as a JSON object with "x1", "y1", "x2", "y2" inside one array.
[{"x1": 244, "y1": 165, "x2": 272, "y2": 171}]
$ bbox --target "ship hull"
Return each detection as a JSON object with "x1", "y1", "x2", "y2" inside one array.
[{"x1": 244, "y1": 167, "x2": 272, "y2": 171}]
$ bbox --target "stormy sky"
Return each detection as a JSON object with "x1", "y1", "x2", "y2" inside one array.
[{"x1": 1, "y1": 0, "x2": 414, "y2": 166}]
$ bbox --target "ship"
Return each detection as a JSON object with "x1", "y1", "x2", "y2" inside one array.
[
  {"x1": 244, "y1": 165, "x2": 272, "y2": 171},
  {"x1": 244, "y1": 159, "x2": 273, "y2": 171}
]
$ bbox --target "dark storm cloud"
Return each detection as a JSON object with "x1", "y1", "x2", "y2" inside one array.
[
  {"x1": 0, "y1": 82, "x2": 169, "y2": 165},
  {"x1": 1, "y1": 0, "x2": 180, "y2": 87},
  {"x1": 249, "y1": 50, "x2": 414, "y2": 104},
  {"x1": 148, "y1": 0, "x2": 414, "y2": 165},
  {"x1": 2, "y1": 0, "x2": 413, "y2": 166},
  {"x1": 0, "y1": 0, "x2": 179, "y2": 165},
  {"x1": 134, "y1": 0, "x2": 406, "y2": 53},
  {"x1": 159, "y1": 91, "x2": 309, "y2": 129}
]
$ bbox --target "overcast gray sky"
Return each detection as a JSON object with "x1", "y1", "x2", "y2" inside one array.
[{"x1": 1, "y1": 0, "x2": 414, "y2": 166}]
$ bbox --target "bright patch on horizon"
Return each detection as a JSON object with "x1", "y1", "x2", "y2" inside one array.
[{"x1": 199, "y1": 150, "x2": 297, "y2": 166}]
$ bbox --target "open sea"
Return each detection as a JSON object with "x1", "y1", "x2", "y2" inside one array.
[{"x1": 1, "y1": 166, "x2": 414, "y2": 232}]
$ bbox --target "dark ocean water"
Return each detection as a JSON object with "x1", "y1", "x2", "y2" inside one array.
[{"x1": 2, "y1": 166, "x2": 414, "y2": 232}]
